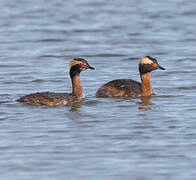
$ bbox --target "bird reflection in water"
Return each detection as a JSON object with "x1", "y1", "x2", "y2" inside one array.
[
  {"x1": 69, "y1": 100, "x2": 99, "y2": 112},
  {"x1": 70, "y1": 102, "x2": 82, "y2": 112},
  {"x1": 137, "y1": 97, "x2": 152, "y2": 110}
]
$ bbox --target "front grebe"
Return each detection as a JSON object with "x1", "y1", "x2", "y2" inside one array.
[
  {"x1": 96, "y1": 56, "x2": 165, "y2": 98},
  {"x1": 17, "y1": 58, "x2": 95, "y2": 106}
]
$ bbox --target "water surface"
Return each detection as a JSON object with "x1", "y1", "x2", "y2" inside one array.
[{"x1": 1, "y1": 0, "x2": 196, "y2": 179}]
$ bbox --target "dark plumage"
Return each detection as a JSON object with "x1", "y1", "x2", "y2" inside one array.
[
  {"x1": 96, "y1": 79, "x2": 142, "y2": 98},
  {"x1": 17, "y1": 92, "x2": 73, "y2": 106},
  {"x1": 17, "y1": 58, "x2": 95, "y2": 106},
  {"x1": 96, "y1": 56, "x2": 165, "y2": 98}
]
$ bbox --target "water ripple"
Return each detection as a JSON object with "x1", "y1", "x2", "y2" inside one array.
[{"x1": 1, "y1": 0, "x2": 196, "y2": 179}]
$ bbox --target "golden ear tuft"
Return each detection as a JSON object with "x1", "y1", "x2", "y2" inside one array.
[
  {"x1": 69, "y1": 60, "x2": 84, "y2": 68},
  {"x1": 140, "y1": 56, "x2": 153, "y2": 65}
]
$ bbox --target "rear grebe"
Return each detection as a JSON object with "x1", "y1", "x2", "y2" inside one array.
[
  {"x1": 17, "y1": 58, "x2": 95, "y2": 106},
  {"x1": 96, "y1": 56, "x2": 165, "y2": 98}
]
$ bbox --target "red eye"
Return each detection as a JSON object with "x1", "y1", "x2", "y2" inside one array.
[
  {"x1": 80, "y1": 63, "x2": 88, "y2": 68},
  {"x1": 150, "y1": 63, "x2": 154, "y2": 67}
]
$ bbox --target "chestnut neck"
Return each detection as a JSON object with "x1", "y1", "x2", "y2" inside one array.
[
  {"x1": 140, "y1": 72, "x2": 154, "y2": 97},
  {"x1": 70, "y1": 65, "x2": 84, "y2": 98},
  {"x1": 71, "y1": 73, "x2": 84, "y2": 98}
]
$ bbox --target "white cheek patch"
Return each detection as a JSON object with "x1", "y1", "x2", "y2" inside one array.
[{"x1": 140, "y1": 57, "x2": 153, "y2": 65}]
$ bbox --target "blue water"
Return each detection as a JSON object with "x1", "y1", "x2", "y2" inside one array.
[{"x1": 1, "y1": 0, "x2": 196, "y2": 179}]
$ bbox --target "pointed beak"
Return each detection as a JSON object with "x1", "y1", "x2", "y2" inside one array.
[
  {"x1": 88, "y1": 65, "x2": 95, "y2": 70},
  {"x1": 158, "y1": 65, "x2": 165, "y2": 70}
]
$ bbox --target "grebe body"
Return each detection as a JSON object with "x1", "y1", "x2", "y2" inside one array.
[
  {"x1": 17, "y1": 58, "x2": 95, "y2": 106},
  {"x1": 96, "y1": 56, "x2": 165, "y2": 98}
]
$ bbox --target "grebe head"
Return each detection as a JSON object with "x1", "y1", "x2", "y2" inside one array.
[
  {"x1": 69, "y1": 58, "x2": 95, "y2": 78},
  {"x1": 139, "y1": 56, "x2": 165, "y2": 74},
  {"x1": 70, "y1": 58, "x2": 95, "y2": 71}
]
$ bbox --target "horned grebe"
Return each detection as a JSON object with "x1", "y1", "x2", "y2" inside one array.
[
  {"x1": 96, "y1": 56, "x2": 165, "y2": 98},
  {"x1": 17, "y1": 58, "x2": 95, "y2": 106}
]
